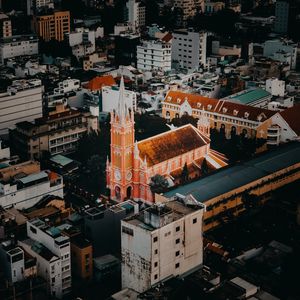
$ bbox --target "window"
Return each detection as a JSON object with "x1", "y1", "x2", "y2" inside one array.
[
  {"x1": 193, "y1": 218, "x2": 197, "y2": 224},
  {"x1": 176, "y1": 251, "x2": 180, "y2": 257},
  {"x1": 176, "y1": 238, "x2": 180, "y2": 244},
  {"x1": 153, "y1": 236, "x2": 158, "y2": 243},
  {"x1": 154, "y1": 262, "x2": 158, "y2": 267},
  {"x1": 154, "y1": 249, "x2": 158, "y2": 255},
  {"x1": 122, "y1": 226, "x2": 134, "y2": 236},
  {"x1": 30, "y1": 226, "x2": 37, "y2": 234},
  {"x1": 154, "y1": 274, "x2": 158, "y2": 280},
  {"x1": 175, "y1": 263, "x2": 180, "y2": 269},
  {"x1": 176, "y1": 226, "x2": 180, "y2": 232}
]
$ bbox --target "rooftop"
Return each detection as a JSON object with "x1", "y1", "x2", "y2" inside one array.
[
  {"x1": 50, "y1": 154, "x2": 73, "y2": 167},
  {"x1": 226, "y1": 88, "x2": 271, "y2": 104},
  {"x1": 164, "y1": 142, "x2": 300, "y2": 203},
  {"x1": 137, "y1": 124, "x2": 210, "y2": 166}
]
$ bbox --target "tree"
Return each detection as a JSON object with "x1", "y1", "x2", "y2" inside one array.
[
  {"x1": 181, "y1": 163, "x2": 189, "y2": 183},
  {"x1": 201, "y1": 158, "x2": 208, "y2": 176},
  {"x1": 149, "y1": 174, "x2": 169, "y2": 195}
]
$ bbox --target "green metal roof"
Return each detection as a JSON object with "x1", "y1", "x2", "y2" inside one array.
[
  {"x1": 164, "y1": 143, "x2": 300, "y2": 204},
  {"x1": 230, "y1": 88, "x2": 271, "y2": 104},
  {"x1": 18, "y1": 171, "x2": 48, "y2": 185},
  {"x1": 50, "y1": 154, "x2": 73, "y2": 167}
]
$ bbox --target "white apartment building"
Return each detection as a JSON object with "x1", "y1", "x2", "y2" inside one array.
[
  {"x1": 126, "y1": 0, "x2": 146, "y2": 32},
  {"x1": 102, "y1": 85, "x2": 137, "y2": 113},
  {"x1": 172, "y1": 29, "x2": 207, "y2": 71},
  {"x1": 20, "y1": 219, "x2": 71, "y2": 299},
  {"x1": 137, "y1": 40, "x2": 172, "y2": 72},
  {"x1": 26, "y1": 0, "x2": 54, "y2": 15},
  {"x1": 0, "y1": 79, "x2": 43, "y2": 137},
  {"x1": 121, "y1": 199, "x2": 204, "y2": 293},
  {"x1": 65, "y1": 28, "x2": 96, "y2": 59},
  {"x1": 0, "y1": 241, "x2": 25, "y2": 283},
  {"x1": 262, "y1": 39, "x2": 297, "y2": 70},
  {"x1": 265, "y1": 78, "x2": 285, "y2": 97},
  {"x1": 0, "y1": 34, "x2": 39, "y2": 64},
  {"x1": 0, "y1": 170, "x2": 64, "y2": 209},
  {"x1": 0, "y1": 13, "x2": 12, "y2": 38}
]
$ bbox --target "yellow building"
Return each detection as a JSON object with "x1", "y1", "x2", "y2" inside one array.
[
  {"x1": 33, "y1": 11, "x2": 70, "y2": 41},
  {"x1": 162, "y1": 90, "x2": 276, "y2": 139},
  {"x1": 162, "y1": 142, "x2": 300, "y2": 232}
]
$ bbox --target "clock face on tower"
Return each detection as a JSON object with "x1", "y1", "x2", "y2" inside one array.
[
  {"x1": 114, "y1": 170, "x2": 121, "y2": 181},
  {"x1": 126, "y1": 171, "x2": 132, "y2": 181}
]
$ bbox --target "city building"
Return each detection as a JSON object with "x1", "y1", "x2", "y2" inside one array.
[
  {"x1": 26, "y1": 0, "x2": 54, "y2": 15},
  {"x1": 82, "y1": 200, "x2": 139, "y2": 256},
  {"x1": 171, "y1": 29, "x2": 207, "y2": 71},
  {"x1": 0, "y1": 169, "x2": 63, "y2": 209},
  {"x1": 274, "y1": 0, "x2": 289, "y2": 34},
  {"x1": 162, "y1": 90, "x2": 276, "y2": 139},
  {"x1": 106, "y1": 79, "x2": 228, "y2": 203},
  {"x1": 19, "y1": 219, "x2": 72, "y2": 298},
  {"x1": 0, "y1": 79, "x2": 43, "y2": 137},
  {"x1": 9, "y1": 105, "x2": 98, "y2": 160},
  {"x1": 65, "y1": 27, "x2": 96, "y2": 59},
  {"x1": 137, "y1": 40, "x2": 172, "y2": 72},
  {"x1": 102, "y1": 84, "x2": 137, "y2": 114},
  {"x1": 121, "y1": 198, "x2": 205, "y2": 293},
  {"x1": 173, "y1": 0, "x2": 203, "y2": 24},
  {"x1": 33, "y1": 10, "x2": 70, "y2": 41},
  {"x1": 0, "y1": 34, "x2": 39, "y2": 63},
  {"x1": 115, "y1": 33, "x2": 140, "y2": 67},
  {"x1": 0, "y1": 13, "x2": 11, "y2": 38},
  {"x1": 204, "y1": 1, "x2": 225, "y2": 13},
  {"x1": 163, "y1": 142, "x2": 300, "y2": 231},
  {"x1": 126, "y1": 0, "x2": 146, "y2": 32}
]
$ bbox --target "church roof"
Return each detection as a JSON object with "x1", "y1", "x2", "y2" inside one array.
[
  {"x1": 164, "y1": 91, "x2": 276, "y2": 122},
  {"x1": 137, "y1": 124, "x2": 210, "y2": 167},
  {"x1": 279, "y1": 104, "x2": 300, "y2": 136}
]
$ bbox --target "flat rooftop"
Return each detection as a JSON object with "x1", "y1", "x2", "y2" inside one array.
[{"x1": 164, "y1": 142, "x2": 300, "y2": 203}]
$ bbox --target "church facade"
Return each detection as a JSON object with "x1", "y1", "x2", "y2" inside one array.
[{"x1": 106, "y1": 78, "x2": 228, "y2": 203}]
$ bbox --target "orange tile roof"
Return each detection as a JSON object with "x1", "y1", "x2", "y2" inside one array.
[
  {"x1": 137, "y1": 124, "x2": 210, "y2": 167},
  {"x1": 85, "y1": 75, "x2": 116, "y2": 91},
  {"x1": 162, "y1": 32, "x2": 173, "y2": 43},
  {"x1": 280, "y1": 104, "x2": 300, "y2": 135},
  {"x1": 164, "y1": 91, "x2": 276, "y2": 122}
]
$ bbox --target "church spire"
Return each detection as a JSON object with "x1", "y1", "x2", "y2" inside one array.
[{"x1": 117, "y1": 76, "x2": 128, "y2": 124}]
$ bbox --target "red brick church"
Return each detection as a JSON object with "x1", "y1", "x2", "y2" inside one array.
[{"x1": 106, "y1": 78, "x2": 228, "y2": 203}]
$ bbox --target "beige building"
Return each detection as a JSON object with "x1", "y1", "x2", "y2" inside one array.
[
  {"x1": 9, "y1": 105, "x2": 98, "y2": 160},
  {"x1": 33, "y1": 10, "x2": 70, "y2": 41},
  {"x1": 121, "y1": 199, "x2": 204, "y2": 293},
  {"x1": 162, "y1": 90, "x2": 276, "y2": 139},
  {"x1": 0, "y1": 13, "x2": 12, "y2": 38}
]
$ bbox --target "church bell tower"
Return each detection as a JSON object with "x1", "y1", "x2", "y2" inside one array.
[{"x1": 107, "y1": 77, "x2": 135, "y2": 201}]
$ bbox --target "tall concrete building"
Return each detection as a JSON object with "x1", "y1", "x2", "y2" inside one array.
[
  {"x1": 0, "y1": 79, "x2": 43, "y2": 137},
  {"x1": 33, "y1": 10, "x2": 70, "y2": 41},
  {"x1": 137, "y1": 40, "x2": 172, "y2": 72},
  {"x1": 126, "y1": 0, "x2": 146, "y2": 32},
  {"x1": 274, "y1": 0, "x2": 289, "y2": 33},
  {"x1": 171, "y1": 29, "x2": 207, "y2": 71},
  {"x1": 121, "y1": 199, "x2": 205, "y2": 293}
]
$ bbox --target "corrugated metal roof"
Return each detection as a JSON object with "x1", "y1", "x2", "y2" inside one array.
[
  {"x1": 230, "y1": 88, "x2": 270, "y2": 104},
  {"x1": 164, "y1": 143, "x2": 300, "y2": 203},
  {"x1": 50, "y1": 154, "x2": 73, "y2": 167},
  {"x1": 18, "y1": 171, "x2": 48, "y2": 185}
]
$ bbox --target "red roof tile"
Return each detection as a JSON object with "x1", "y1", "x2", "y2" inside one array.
[
  {"x1": 280, "y1": 104, "x2": 300, "y2": 135},
  {"x1": 85, "y1": 75, "x2": 116, "y2": 91}
]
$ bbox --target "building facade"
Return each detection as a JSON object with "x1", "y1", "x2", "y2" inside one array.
[
  {"x1": 0, "y1": 170, "x2": 64, "y2": 209},
  {"x1": 126, "y1": 0, "x2": 146, "y2": 32},
  {"x1": 274, "y1": 0, "x2": 289, "y2": 33},
  {"x1": 0, "y1": 13, "x2": 12, "y2": 38},
  {"x1": 121, "y1": 199, "x2": 204, "y2": 293},
  {"x1": 33, "y1": 10, "x2": 70, "y2": 41},
  {"x1": 162, "y1": 90, "x2": 276, "y2": 139},
  {"x1": 172, "y1": 30, "x2": 207, "y2": 71},
  {"x1": 0, "y1": 79, "x2": 43, "y2": 137},
  {"x1": 0, "y1": 34, "x2": 39, "y2": 63},
  {"x1": 9, "y1": 106, "x2": 98, "y2": 160},
  {"x1": 20, "y1": 219, "x2": 72, "y2": 298},
  {"x1": 137, "y1": 40, "x2": 172, "y2": 72},
  {"x1": 106, "y1": 79, "x2": 227, "y2": 203}
]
